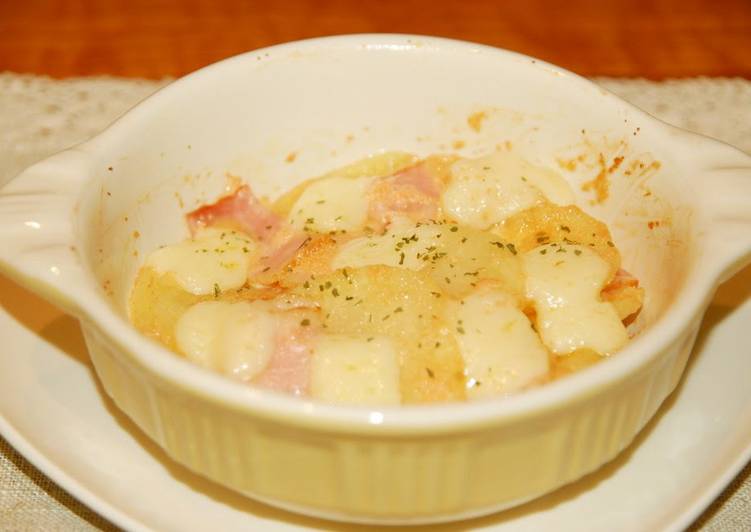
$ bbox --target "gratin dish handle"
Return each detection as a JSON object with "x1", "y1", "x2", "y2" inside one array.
[
  {"x1": 0, "y1": 149, "x2": 91, "y2": 317},
  {"x1": 700, "y1": 157, "x2": 751, "y2": 284}
]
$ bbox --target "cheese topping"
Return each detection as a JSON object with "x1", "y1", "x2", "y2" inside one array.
[
  {"x1": 175, "y1": 300, "x2": 276, "y2": 381},
  {"x1": 442, "y1": 152, "x2": 574, "y2": 228},
  {"x1": 310, "y1": 335, "x2": 401, "y2": 405},
  {"x1": 146, "y1": 228, "x2": 254, "y2": 295},
  {"x1": 331, "y1": 219, "x2": 443, "y2": 271},
  {"x1": 451, "y1": 289, "x2": 549, "y2": 398},
  {"x1": 524, "y1": 244, "x2": 628, "y2": 355},
  {"x1": 288, "y1": 175, "x2": 375, "y2": 233}
]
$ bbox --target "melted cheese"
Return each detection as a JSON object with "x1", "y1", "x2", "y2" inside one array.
[
  {"x1": 146, "y1": 228, "x2": 254, "y2": 295},
  {"x1": 451, "y1": 289, "x2": 549, "y2": 399},
  {"x1": 442, "y1": 152, "x2": 574, "y2": 229},
  {"x1": 288, "y1": 175, "x2": 374, "y2": 233},
  {"x1": 331, "y1": 220, "x2": 443, "y2": 271},
  {"x1": 524, "y1": 244, "x2": 627, "y2": 355},
  {"x1": 310, "y1": 335, "x2": 401, "y2": 405},
  {"x1": 175, "y1": 300, "x2": 276, "y2": 381}
]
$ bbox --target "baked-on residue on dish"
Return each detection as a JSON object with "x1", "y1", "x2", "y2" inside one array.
[{"x1": 129, "y1": 151, "x2": 644, "y2": 406}]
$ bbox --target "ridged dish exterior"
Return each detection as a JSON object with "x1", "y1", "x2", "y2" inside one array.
[{"x1": 82, "y1": 319, "x2": 700, "y2": 523}]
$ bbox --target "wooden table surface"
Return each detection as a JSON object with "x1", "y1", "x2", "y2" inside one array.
[{"x1": 1, "y1": 0, "x2": 750, "y2": 79}]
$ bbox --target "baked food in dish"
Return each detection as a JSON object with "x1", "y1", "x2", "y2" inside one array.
[{"x1": 130, "y1": 150, "x2": 643, "y2": 405}]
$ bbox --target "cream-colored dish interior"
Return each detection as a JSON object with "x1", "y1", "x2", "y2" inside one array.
[{"x1": 80, "y1": 41, "x2": 695, "y2": 366}]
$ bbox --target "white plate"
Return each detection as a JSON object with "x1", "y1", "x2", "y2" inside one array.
[{"x1": 0, "y1": 264, "x2": 749, "y2": 532}]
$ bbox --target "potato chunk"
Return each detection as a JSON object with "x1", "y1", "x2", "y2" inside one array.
[
  {"x1": 496, "y1": 203, "x2": 620, "y2": 278},
  {"x1": 310, "y1": 335, "x2": 402, "y2": 406},
  {"x1": 129, "y1": 267, "x2": 204, "y2": 350},
  {"x1": 130, "y1": 267, "x2": 280, "y2": 351},
  {"x1": 550, "y1": 348, "x2": 603, "y2": 379},
  {"x1": 292, "y1": 265, "x2": 437, "y2": 341},
  {"x1": 449, "y1": 289, "x2": 549, "y2": 398},
  {"x1": 254, "y1": 235, "x2": 339, "y2": 288},
  {"x1": 332, "y1": 221, "x2": 525, "y2": 303},
  {"x1": 292, "y1": 265, "x2": 467, "y2": 403},
  {"x1": 401, "y1": 336, "x2": 466, "y2": 404},
  {"x1": 424, "y1": 224, "x2": 525, "y2": 302}
]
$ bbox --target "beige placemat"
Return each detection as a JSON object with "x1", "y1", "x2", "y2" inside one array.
[{"x1": 0, "y1": 73, "x2": 750, "y2": 531}]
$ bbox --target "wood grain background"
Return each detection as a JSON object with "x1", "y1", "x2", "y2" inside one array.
[{"x1": 1, "y1": 0, "x2": 750, "y2": 79}]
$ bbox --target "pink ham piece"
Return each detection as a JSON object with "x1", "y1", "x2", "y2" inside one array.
[
  {"x1": 186, "y1": 185, "x2": 316, "y2": 284},
  {"x1": 252, "y1": 232, "x2": 310, "y2": 278},
  {"x1": 601, "y1": 268, "x2": 644, "y2": 324},
  {"x1": 392, "y1": 164, "x2": 442, "y2": 197},
  {"x1": 253, "y1": 314, "x2": 314, "y2": 396},
  {"x1": 186, "y1": 185, "x2": 281, "y2": 241},
  {"x1": 368, "y1": 164, "x2": 442, "y2": 227},
  {"x1": 602, "y1": 268, "x2": 640, "y2": 295}
]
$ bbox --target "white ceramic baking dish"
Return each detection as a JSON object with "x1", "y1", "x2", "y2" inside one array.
[{"x1": 0, "y1": 35, "x2": 749, "y2": 524}]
